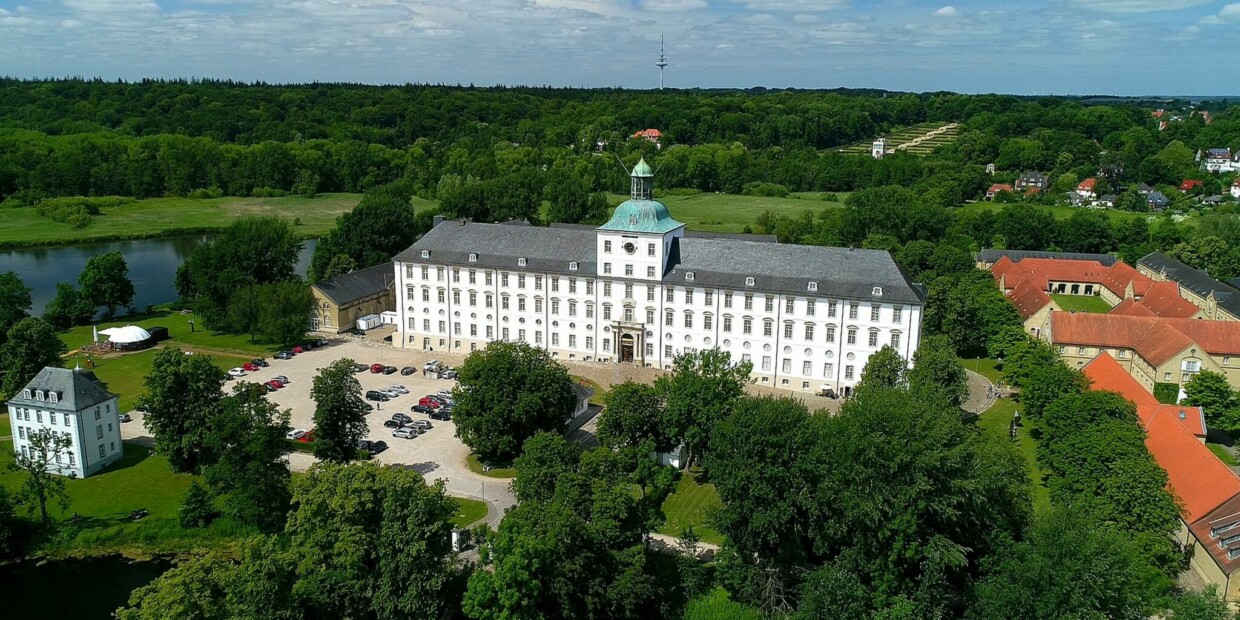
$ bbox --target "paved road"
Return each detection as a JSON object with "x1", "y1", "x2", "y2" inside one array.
[{"x1": 962, "y1": 369, "x2": 999, "y2": 414}]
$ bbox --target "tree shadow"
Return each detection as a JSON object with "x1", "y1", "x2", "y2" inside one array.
[
  {"x1": 400, "y1": 461, "x2": 440, "y2": 475},
  {"x1": 1207, "y1": 428, "x2": 1234, "y2": 448},
  {"x1": 93, "y1": 442, "x2": 155, "y2": 475}
]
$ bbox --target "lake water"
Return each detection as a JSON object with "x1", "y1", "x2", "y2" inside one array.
[
  {"x1": 0, "y1": 237, "x2": 317, "y2": 315},
  {"x1": 0, "y1": 555, "x2": 172, "y2": 618}
]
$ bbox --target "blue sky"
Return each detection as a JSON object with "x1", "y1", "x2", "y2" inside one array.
[{"x1": 0, "y1": 1, "x2": 1234, "y2": 95}]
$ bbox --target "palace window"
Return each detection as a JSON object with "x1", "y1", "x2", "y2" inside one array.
[
  {"x1": 469, "y1": 253, "x2": 477, "y2": 263},
  {"x1": 872, "y1": 287, "x2": 883, "y2": 297},
  {"x1": 535, "y1": 276, "x2": 542, "y2": 291},
  {"x1": 648, "y1": 243, "x2": 656, "y2": 256},
  {"x1": 786, "y1": 298, "x2": 795, "y2": 313},
  {"x1": 436, "y1": 266, "x2": 444, "y2": 281},
  {"x1": 421, "y1": 266, "x2": 429, "y2": 279},
  {"x1": 762, "y1": 356, "x2": 772, "y2": 371},
  {"x1": 587, "y1": 281, "x2": 594, "y2": 295},
  {"x1": 518, "y1": 258, "x2": 527, "y2": 267},
  {"x1": 469, "y1": 270, "x2": 477, "y2": 284},
  {"x1": 647, "y1": 288, "x2": 655, "y2": 301},
  {"x1": 806, "y1": 300, "x2": 816, "y2": 316},
  {"x1": 551, "y1": 278, "x2": 559, "y2": 292},
  {"x1": 535, "y1": 298, "x2": 543, "y2": 313},
  {"x1": 502, "y1": 296, "x2": 510, "y2": 310},
  {"x1": 784, "y1": 322, "x2": 793, "y2": 338},
  {"x1": 486, "y1": 272, "x2": 493, "y2": 286},
  {"x1": 604, "y1": 262, "x2": 612, "y2": 275},
  {"x1": 552, "y1": 333, "x2": 560, "y2": 346},
  {"x1": 705, "y1": 291, "x2": 713, "y2": 305},
  {"x1": 684, "y1": 313, "x2": 693, "y2": 329},
  {"x1": 782, "y1": 359, "x2": 792, "y2": 373},
  {"x1": 848, "y1": 303, "x2": 858, "y2": 320},
  {"x1": 452, "y1": 291, "x2": 460, "y2": 305},
  {"x1": 552, "y1": 299, "x2": 560, "y2": 315},
  {"x1": 486, "y1": 294, "x2": 493, "y2": 308},
  {"x1": 765, "y1": 297, "x2": 774, "y2": 313},
  {"x1": 724, "y1": 293, "x2": 733, "y2": 308},
  {"x1": 569, "y1": 280, "x2": 577, "y2": 294},
  {"x1": 686, "y1": 272, "x2": 695, "y2": 282},
  {"x1": 625, "y1": 307, "x2": 634, "y2": 322},
  {"x1": 518, "y1": 275, "x2": 526, "y2": 289},
  {"x1": 570, "y1": 334, "x2": 577, "y2": 348},
  {"x1": 744, "y1": 295, "x2": 753, "y2": 311},
  {"x1": 647, "y1": 309, "x2": 655, "y2": 323},
  {"x1": 805, "y1": 324, "x2": 814, "y2": 340},
  {"x1": 686, "y1": 289, "x2": 694, "y2": 304},
  {"x1": 604, "y1": 282, "x2": 612, "y2": 297},
  {"x1": 828, "y1": 301, "x2": 837, "y2": 318},
  {"x1": 569, "y1": 262, "x2": 578, "y2": 271},
  {"x1": 763, "y1": 320, "x2": 773, "y2": 337},
  {"x1": 469, "y1": 292, "x2": 477, "y2": 307},
  {"x1": 625, "y1": 284, "x2": 633, "y2": 298},
  {"x1": 625, "y1": 264, "x2": 634, "y2": 276},
  {"x1": 667, "y1": 289, "x2": 674, "y2": 303},
  {"x1": 847, "y1": 328, "x2": 857, "y2": 345},
  {"x1": 893, "y1": 306, "x2": 903, "y2": 323},
  {"x1": 421, "y1": 250, "x2": 430, "y2": 259},
  {"x1": 745, "y1": 277, "x2": 755, "y2": 287},
  {"x1": 870, "y1": 306, "x2": 880, "y2": 322},
  {"x1": 803, "y1": 361, "x2": 812, "y2": 376},
  {"x1": 808, "y1": 282, "x2": 818, "y2": 292},
  {"x1": 452, "y1": 268, "x2": 460, "y2": 283},
  {"x1": 890, "y1": 332, "x2": 901, "y2": 349},
  {"x1": 647, "y1": 266, "x2": 656, "y2": 278},
  {"x1": 569, "y1": 301, "x2": 578, "y2": 317},
  {"x1": 422, "y1": 289, "x2": 430, "y2": 302},
  {"x1": 604, "y1": 240, "x2": 612, "y2": 253},
  {"x1": 437, "y1": 290, "x2": 445, "y2": 303},
  {"x1": 586, "y1": 336, "x2": 594, "y2": 349},
  {"x1": 586, "y1": 304, "x2": 595, "y2": 318},
  {"x1": 868, "y1": 330, "x2": 879, "y2": 347},
  {"x1": 743, "y1": 318, "x2": 753, "y2": 334},
  {"x1": 704, "y1": 314, "x2": 713, "y2": 330},
  {"x1": 602, "y1": 305, "x2": 609, "y2": 320},
  {"x1": 502, "y1": 273, "x2": 509, "y2": 287},
  {"x1": 666, "y1": 311, "x2": 674, "y2": 326},
  {"x1": 845, "y1": 365, "x2": 854, "y2": 380},
  {"x1": 665, "y1": 345, "x2": 673, "y2": 357},
  {"x1": 470, "y1": 324, "x2": 477, "y2": 337},
  {"x1": 723, "y1": 316, "x2": 732, "y2": 332}
]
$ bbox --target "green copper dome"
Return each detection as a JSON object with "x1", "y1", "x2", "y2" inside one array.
[
  {"x1": 598, "y1": 156, "x2": 683, "y2": 234},
  {"x1": 599, "y1": 199, "x2": 683, "y2": 234},
  {"x1": 631, "y1": 157, "x2": 654, "y2": 178}
]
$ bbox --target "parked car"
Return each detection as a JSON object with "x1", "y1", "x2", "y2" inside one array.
[
  {"x1": 242, "y1": 362, "x2": 259, "y2": 372},
  {"x1": 265, "y1": 380, "x2": 284, "y2": 390},
  {"x1": 380, "y1": 388, "x2": 401, "y2": 399},
  {"x1": 365, "y1": 390, "x2": 390, "y2": 402},
  {"x1": 119, "y1": 413, "x2": 132, "y2": 422},
  {"x1": 313, "y1": 338, "x2": 328, "y2": 347},
  {"x1": 275, "y1": 350, "x2": 294, "y2": 360},
  {"x1": 400, "y1": 366, "x2": 416, "y2": 376},
  {"x1": 419, "y1": 396, "x2": 443, "y2": 408},
  {"x1": 363, "y1": 403, "x2": 374, "y2": 412},
  {"x1": 370, "y1": 363, "x2": 385, "y2": 374},
  {"x1": 354, "y1": 363, "x2": 369, "y2": 373},
  {"x1": 411, "y1": 420, "x2": 432, "y2": 431},
  {"x1": 297, "y1": 430, "x2": 316, "y2": 443},
  {"x1": 383, "y1": 419, "x2": 401, "y2": 429},
  {"x1": 382, "y1": 366, "x2": 398, "y2": 375},
  {"x1": 292, "y1": 345, "x2": 305, "y2": 354},
  {"x1": 228, "y1": 367, "x2": 246, "y2": 377},
  {"x1": 411, "y1": 404, "x2": 435, "y2": 415},
  {"x1": 392, "y1": 427, "x2": 417, "y2": 439},
  {"x1": 286, "y1": 429, "x2": 307, "y2": 441},
  {"x1": 272, "y1": 375, "x2": 289, "y2": 384},
  {"x1": 430, "y1": 409, "x2": 452, "y2": 421},
  {"x1": 436, "y1": 389, "x2": 454, "y2": 399},
  {"x1": 390, "y1": 413, "x2": 413, "y2": 425},
  {"x1": 368, "y1": 440, "x2": 388, "y2": 455},
  {"x1": 251, "y1": 358, "x2": 270, "y2": 368},
  {"x1": 389, "y1": 384, "x2": 409, "y2": 394},
  {"x1": 425, "y1": 359, "x2": 441, "y2": 369},
  {"x1": 441, "y1": 369, "x2": 458, "y2": 380}
]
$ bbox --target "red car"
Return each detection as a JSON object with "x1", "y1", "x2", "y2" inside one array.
[
  {"x1": 293, "y1": 345, "x2": 305, "y2": 354},
  {"x1": 418, "y1": 396, "x2": 443, "y2": 408},
  {"x1": 370, "y1": 363, "x2": 385, "y2": 373},
  {"x1": 265, "y1": 380, "x2": 284, "y2": 390},
  {"x1": 297, "y1": 430, "x2": 315, "y2": 443},
  {"x1": 243, "y1": 362, "x2": 260, "y2": 372}
]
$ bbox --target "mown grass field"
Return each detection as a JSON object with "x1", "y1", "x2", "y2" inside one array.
[
  {"x1": 977, "y1": 397, "x2": 1051, "y2": 515},
  {"x1": 466, "y1": 453, "x2": 517, "y2": 479},
  {"x1": 61, "y1": 309, "x2": 280, "y2": 357},
  {"x1": 65, "y1": 349, "x2": 250, "y2": 412},
  {"x1": 1050, "y1": 294, "x2": 1113, "y2": 314},
  {"x1": 605, "y1": 192, "x2": 845, "y2": 233},
  {"x1": 658, "y1": 470, "x2": 725, "y2": 546},
  {"x1": 682, "y1": 588, "x2": 762, "y2": 620},
  {"x1": 0, "y1": 193, "x2": 365, "y2": 248},
  {"x1": 450, "y1": 497, "x2": 489, "y2": 527}
]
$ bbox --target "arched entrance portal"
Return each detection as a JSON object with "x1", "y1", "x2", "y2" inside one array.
[{"x1": 620, "y1": 333, "x2": 635, "y2": 363}]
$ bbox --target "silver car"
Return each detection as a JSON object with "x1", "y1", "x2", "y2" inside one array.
[{"x1": 392, "y1": 427, "x2": 418, "y2": 439}]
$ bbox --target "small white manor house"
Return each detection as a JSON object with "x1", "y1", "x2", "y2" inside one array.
[
  {"x1": 6, "y1": 366, "x2": 124, "y2": 478},
  {"x1": 392, "y1": 160, "x2": 925, "y2": 395}
]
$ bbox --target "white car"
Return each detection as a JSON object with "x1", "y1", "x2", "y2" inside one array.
[
  {"x1": 228, "y1": 367, "x2": 246, "y2": 377},
  {"x1": 286, "y1": 429, "x2": 307, "y2": 440},
  {"x1": 436, "y1": 389, "x2": 453, "y2": 399},
  {"x1": 392, "y1": 427, "x2": 417, "y2": 439},
  {"x1": 381, "y1": 388, "x2": 401, "y2": 399},
  {"x1": 390, "y1": 385, "x2": 409, "y2": 394}
]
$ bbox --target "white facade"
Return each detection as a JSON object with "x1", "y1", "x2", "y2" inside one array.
[
  {"x1": 6, "y1": 368, "x2": 123, "y2": 478},
  {"x1": 392, "y1": 161, "x2": 925, "y2": 396}
]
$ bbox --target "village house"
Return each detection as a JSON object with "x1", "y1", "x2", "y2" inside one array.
[
  {"x1": 985, "y1": 183, "x2": 1013, "y2": 200},
  {"x1": 1202, "y1": 148, "x2": 1237, "y2": 174},
  {"x1": 1077, "y1": 177, "x2": 1098, "y2": 199},
  {"x1": 1014, "y1": 171, "x2": 1049, "y2": 193}
]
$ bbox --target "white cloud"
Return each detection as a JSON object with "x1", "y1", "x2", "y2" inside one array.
[
  {"x1": 807, "y1": 21, "x2": 875, "y2": 45},
  {"x1": 933, "y1": 6, "x2": 959, "y2": 17},
  {"x1": 793, "y1": 13, "x2": 818, "y2": 23},
  {"x1": 1217, "y1": 3, "x2": 1240, "y2": 22},
  {"x1": 736, "y1": 0, "x2": 849, "y2": 11},
  {"x1": 639, "y1": 0, "x2": 707, "y2": 11},
  {"x1": 1066, "y1": 0, "x2": 1213, "y2": 13}
]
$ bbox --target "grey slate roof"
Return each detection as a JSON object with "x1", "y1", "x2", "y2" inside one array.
[
  {"x1": 1139, "y1": 252, "x2": 1240, "y2": 316},
  {"x1": 975, "y1": 249, "x2": 1118, "y2": 266},
  {"x1": 6, "y1": 367, "x2": 116, "y2": 412},
  {"x1": 394, "y1": 220, "x2": 923, "y2": 304},
  {"x1": 313, "y1": 262, "x2": 395, "y2": 306},
  {"x1": 549, "y1": 222, "x2": 778, "y2": 243}
]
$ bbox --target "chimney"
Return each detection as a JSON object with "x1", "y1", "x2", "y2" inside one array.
[{"x1": 432, "y1": 215, "x2": 445, "y2": 228}]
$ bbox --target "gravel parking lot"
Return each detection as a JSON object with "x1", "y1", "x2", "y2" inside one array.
[{"x1": 121, "y1": 338, "x2": 516, "y2": 528}]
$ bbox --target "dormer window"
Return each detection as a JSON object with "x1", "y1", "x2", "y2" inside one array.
[
  {"x1": 685, "y1": 272, "x2": 695, "y2": 282},
  {"x1": 49, "y1": 392, "x2": 58, "y2": 404},
  {"x1": 35, "y1": 390, "x2": 44, "y2": 401},
  {"x1": 808, "y1": 282, "x2": 818, "y2": 292},
  {"x1": 745, "y1": 277, "x2": 755, "y2": 287},
  {"x1": 421, "y1": 250, "x2": 430, "y2": 259},
  {"x1": 468, "y1": 253, "x2": 478, "y2": 263},
  {"x1": 518, "y1": 258, "x2": 527, "y2": 267},
  {"x1": 872, "y1": 286, "x2": 883, "y2": 297},
  {"x1": 21, "y1": 389, "x2": 30, "y2": 400},
  {"x1": 569, "y1": 262, "x2": 578, "y2": 271}
]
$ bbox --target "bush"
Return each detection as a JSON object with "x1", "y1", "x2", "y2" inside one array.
[
  {"x1": 251, "y1": 187, "x2": 288, "y2": 198},
  {"x1": 820, "y1": 192, "x2": 840, "y2": 202},
  {"x1": 1154, "y1": 383, "x2": 1180, "y2": 405},
  {"x1": 188, "y1": 186, "x2": 224, "y2": 199},
  {"x1": 178, "y1": 481, "x2": 218, "y2": 529},
  {"x1": 34, "y1": 196, "x2": 134, "y2": 228},
  {"x1": 741, "y1": 182, "x2": 790, "y2": 197}
]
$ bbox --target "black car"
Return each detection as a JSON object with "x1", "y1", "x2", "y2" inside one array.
[
  {"x1": 354, "y1": 363, "x2": 369, "y2": 373},
  {"x1": 391, "y1": 413, "x2": 413, "y2": 425},
  {"x1": 365, "y1": 390, "x2": 390, "y2": 402},
  {"x1": 363, "y1": 403, "x2": 374, "y2": 412},
  {"x1": 119, "y1": 413, "x2": 133, "y2": 422},
  {"x1": 429, "y1": 409, "x2": 452, "y2": 421},
  {"x1": 382, "y1": 419, "x2": 401, "y2": 429},
  {"x1": 314, "y1": 338, "x2": 328, "y2": 347},
  {"x1": 368, "y1": 440, "x2": 388, "y2": 455},
  {"x1": 382, "y1": 366, "x2": 398, "y2": 375},
  {"x1": 400, "y1": 366, "x2": 416, "y2": 376},
  {"x1": 411, "y1": 404, "x2": 435, "y2": 415},
  {"x1": 251, "y1": 358, "x2": 270, "y2": 367},
  {"x1": 275, "y1": 350, "x2": 294, "y2": 360}
]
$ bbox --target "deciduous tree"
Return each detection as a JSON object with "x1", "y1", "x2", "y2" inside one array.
[
  {"x1": 42, "y1": 282, "x2": 94, "y2": 329},
  {"x1": 0, "y1": 271, "x2": 32, "y2": 346},
  {"x1": 78, "y1": 250, "x2": 135, "y2": 319},
  {"x1": 656, "y1": 348, "x2": 752, "y2": 469},
  {"x1": 10, "y1": 428, "x2": 74, "y2": 524},
  {"x1": 310, "y1": 358, "x2": 369, "y2": 463},
  {"x1": 202, "y1": 382, "x2": 292, "y2": 532},
  {"x1": 857, "y1": 345, "x2": 907, "y2": 392},
  {"x1": 453, "y1": 341, "x2": 577, "y2": 465},
  {"x1": 140, "y1": 347, "x2": 226, "y2": 473},
  {"x1": 907, "y1": 335, "x2": 968, "y2": 407},
  {"x1": 0, "y1": 318, "x2": 66, "y2": 398},
  {"x1": 596, "y1": 381, "x2": 668, "y2": 450},
  {"x1": 258, "y1": 281, "x2": 313, "y2": 347}
]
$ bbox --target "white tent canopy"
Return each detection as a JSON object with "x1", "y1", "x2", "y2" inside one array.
[{"x1": 98, "y1": 325, "x2": 152, "y2": 344}]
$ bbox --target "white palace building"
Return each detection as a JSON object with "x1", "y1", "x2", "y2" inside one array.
[{"x1": 393, "y1": 160, "x2": 925, "y2": 395}]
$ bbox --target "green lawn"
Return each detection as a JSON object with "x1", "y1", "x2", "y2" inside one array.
[
  {"x1": 605, "y1": 192, "x2": 844, "y2": 233},
  {"x1": 658, "y1": 470, "x2": 725, "y2": 546},
  {"x1": 0, "y1": 413, "x2": 10, "y2": 439},
  {"x1": 1050, "y1": 294, "x2": 1113, "y2": 314},
  {"x1": 60, "y1": 309, "x2": 282, "y2": 357},
  {"x1": 450, "y1": 497, "x2": 489, "y2": 527},
  {"x1": 0, "y1": 193, "x2": 364, "y2": 248},
  {"x1": 63, "y1": 348, "x2": 250, "y2": 412},
  {"x1": 466, "y1": 453, "x2": 517, "y2": 479},
  {"x1": 683, "y1": 587, "x2": 762, "y2": 620},
  {"x1": 1209, "y1": 443, "x2": 1239, "y2": 466},
  {"x1": 976, "y1": 398, "x2": 1051, "y2": 515},
  {"x1": 959, "y1": 356, "x2": 1004, "y2": 384}
]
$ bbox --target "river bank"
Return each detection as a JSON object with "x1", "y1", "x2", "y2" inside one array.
[{"x1": 0, "y1": 192, "x2": 365, "y2": 249}]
